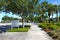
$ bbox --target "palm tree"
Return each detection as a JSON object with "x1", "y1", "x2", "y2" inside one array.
[
  {"x1": 53, "y1": 5, "x2": 59, "y2": 23},
  {"x1": 40, "y1": 1, "x2": 49, "y2": 23},
  {"x1": 56, "y1": 5, "x2": 59, "y2": 23},
  {"x1": 49, "y1": 5, "x2": 57, "y2": 23},
  {"x1": 46, "y1": 4, "x2": 57, "y2": 24},
  {"x1": 58, "y1": 5, "x2": 60, "y2": 23}
]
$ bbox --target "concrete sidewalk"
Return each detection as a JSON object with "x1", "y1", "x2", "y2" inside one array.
[
  {"x1": 0, "y1": 24, "x2": 53, "y2": 40},
  {"x1": 0, "y1": 32, "x2": 27, "y2": 40},
  {"x1": 25, "y1": 24, "x2": 53, "y2": 40}
]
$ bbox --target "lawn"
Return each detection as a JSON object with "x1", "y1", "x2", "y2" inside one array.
[
  {"x1": 7, "y1": 28, "x2": 29, "y2": 32},
  {"x1": 7, "y1": 25, "x2": 31, "y2": 32}
]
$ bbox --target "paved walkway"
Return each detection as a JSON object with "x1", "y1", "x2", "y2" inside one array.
[
  {"x1": 0, "y1": 32, "x2": 27, "y2": 40},
  {"x1": 25, "y1": 24, "x2": 53, "y2": 40},
  {"x1": 0, "y1": 24, "x2": 53, "y2": 40}
]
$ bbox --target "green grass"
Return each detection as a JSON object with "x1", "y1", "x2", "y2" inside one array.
[{"x1": 7, "y1": 28, "x2": 29, "y2": 32}]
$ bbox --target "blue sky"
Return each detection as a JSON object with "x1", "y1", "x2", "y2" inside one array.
[
  {"x1": 47, "y1": 0, "x2": 60, "y2": 5},
  {"x1": 0, "y1": 0, "x2": 60, "y2": 22},
  {"x1": 40, "y1": 0, "x2": 60, "y2": 5}
]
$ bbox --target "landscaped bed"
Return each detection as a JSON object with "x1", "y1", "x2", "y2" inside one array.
[
  {"x1": 38, "y1": 23, "x2": 60, "y2": 40},
  {"x1": 7, "y1": 25, "x2": 31, "y2": 32},
  {"x1": 7, "y1": 28, "x2": 29, "y2": 32}
]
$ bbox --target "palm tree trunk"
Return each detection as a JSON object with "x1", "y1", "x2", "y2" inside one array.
[
  {"x1": 48, "y1": 12, "x2": 50, "y2": 24},
  {"x1": 56, "y1": 11, "x2": 59, "y2": 23},
  {"x1": 49, "y1": 15, "x2": 50, "y2": 24},
  {"x1": 52, "y1": 13, "x2": 53, "y2": 23}
]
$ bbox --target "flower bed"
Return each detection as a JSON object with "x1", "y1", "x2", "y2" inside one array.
[{"x1": 38, "y1": 23, "x2": 60, "y2": 40}]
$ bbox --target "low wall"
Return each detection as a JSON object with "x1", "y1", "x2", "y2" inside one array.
[{"x1": 0, "y1": 23, "x2": 32, "y2": 26}]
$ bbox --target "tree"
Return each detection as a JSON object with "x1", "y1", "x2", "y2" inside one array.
[
  {"x1": 50, "y1": 5, "x2": 59, "y2": 23},
  {"x1": 52, "y1": 5, "x2": 58, "y2": 23},
  {"x1": 40, "y1": 1, "x2": 57, "y2": 24},
  {"x1": 2, "y1": 15, "x2": 19, "y2": 23},
  {"x1": 2, "y1": 15, "x2": 10, "y2": 23},
  {"x1": 47, "y1": 5, "x2": 54, "y2": 23},
  {"x1": 58, "y1": 5, "x2": 60, "y2": 22},
  {"x1": 2, "y1": 16, "x2": 10, "y2": 21},
  {"x1": 37, "y1": 1, "x2": 48, "y2": 23},
  {"x1": 3, "y1": 0, "x2": 39, "y2": 28},
  {"x1": 0, "y1": 0, "x2": 5, "y2": 11}
]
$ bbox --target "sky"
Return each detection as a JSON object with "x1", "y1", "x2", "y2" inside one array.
[
  {"x1": 40, "y1": 0, "x2": 60, "y2": 5},
  {"x1": 0, "y1": 0, "x2": 60, "y2": 22}
]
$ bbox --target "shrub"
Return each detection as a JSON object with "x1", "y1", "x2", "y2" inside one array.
[
  {"x1": 38, "y1": 23, "x2": 48, "y2": 29},
  {"x1": 19, "y1": 25, "x2": 31, "y2": 28},
  {"x1": 48, "y1": 24, "x2": 59, "y2": 30},
  {"x1": 49, "y1": 25, "x2": 58, "y2": 30},
  {"x1": 38, "y1": 23, "x2": 60, "y2": 40},
  {"x1": 25, "y1": 25, "x2": 31, "y2": 28},
  {"x1": 56, "y1": 23, "x2": 60, "y2": 28},
  {"x1": 38, "y1": 23, "x2": 59, "y2": 30}
]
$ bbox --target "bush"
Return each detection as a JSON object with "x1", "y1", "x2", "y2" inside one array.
[
  {"x1": 38, "y1": 23, "x2": 60, "y2": 40},
  {"x1": 38, "y1": 23, "x2": 48, "y2": 29},
  {"x1": 56, "y1": 23, "x2": 60, "y2": 28},
  {"x1": 48, "y1": 25, "x2": 58, "y2": 30},
  {"x1": 25, "y1": 25, "x2": 31, "y2": 28},
  {"x1": 19, "y1": 25, "x2": 31, "y2": 28},
  {"x1": 38, "y1": 23, "x2": 59, "y2": 30}
]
